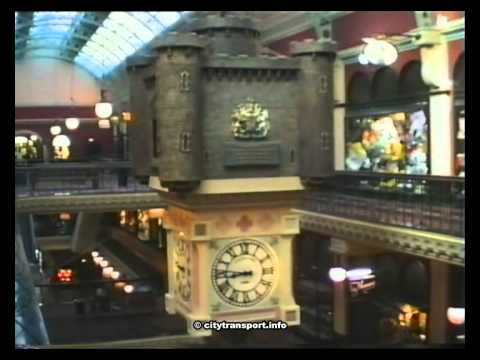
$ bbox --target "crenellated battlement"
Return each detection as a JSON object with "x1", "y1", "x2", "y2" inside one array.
[
  {"x1": 152, "y1": 32, "x2": 207, "y2": 51},
  {"x1": 290, "y1": 38, "x2": 337, "y2": 57}
]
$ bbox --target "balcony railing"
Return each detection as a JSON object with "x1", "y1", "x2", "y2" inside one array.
[
  {"x1": 302, "y1": 172, "x2": 465, "y2": 238},
  {"x1": 15, "y1": 161, "x2": 153, "y2": 198}
]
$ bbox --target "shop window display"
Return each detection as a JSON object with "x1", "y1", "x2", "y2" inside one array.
[
  {"x1": 345, "y1": 109, "x2": 429, "y2": 174},
  {"x1": 15, "y1": 135, "x2": 42, "y2": 162},
  {"x1": 454, "y1": 107, "x2": 465, "y2": 177}
]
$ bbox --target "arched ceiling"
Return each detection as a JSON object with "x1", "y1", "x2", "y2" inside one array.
[
  {"x1": 15, "y1": 11, "x2": 190, "y2": 79},
  {"x1": 15, "y1": 11, "x2": 352, "y2": 80}
]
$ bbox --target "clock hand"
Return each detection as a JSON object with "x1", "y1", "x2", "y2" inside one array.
[
  {"x1": 216, "y1": 270, "x2": 254, "y2": 278},
  {"x1": 176, "y1": 262, "x2": 186, "y2": 272}
]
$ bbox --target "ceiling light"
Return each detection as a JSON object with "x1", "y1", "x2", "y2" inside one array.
[
  {"x1": 329, "y1": 267, "x2": 347, "y2": 282},
  {"x1": 52, "y1": 135, "x2": 71, "y2": 147},
  {"x1": 98, "y1": 119, "x2": 111, "y2": 129},
  {"x1": 50, "y1": 125, "x2": 62, "y2": 136},
  {"x1": 95, "y1": 89, "x2": 113, "y2": 119},
  {"x1": 65, "y1": 117, "x2": 80, "y2": 130}
]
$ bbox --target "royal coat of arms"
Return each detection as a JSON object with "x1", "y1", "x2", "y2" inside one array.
[{"x1": 231, "y1": 98, "x2": 270, "y2": 139}]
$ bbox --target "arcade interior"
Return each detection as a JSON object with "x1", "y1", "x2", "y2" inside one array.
[{"x1": 15, "y1": 10, "x2": 465, "y2": 348}]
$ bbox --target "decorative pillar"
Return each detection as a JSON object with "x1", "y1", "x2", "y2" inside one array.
[
  {"x1": 333, "y1": 58, "x2": 346, "y2": 171},
  {"x1": 428, "y1": 260, "x2": 450, "y2": 344},
  {"x1": 164, "y1": 228, "x2": 176, "y2": 315},
  {"x1": 333, "y1": 254, "x2": 349, "y2": 337},
  {"x1": 417, "y1": 29, "x2": 454, "y2": 176}
]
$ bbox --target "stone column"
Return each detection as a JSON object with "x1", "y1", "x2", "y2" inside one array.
[
  {"x1": 332, "y1": 254, "x2": 349, "y2": 338},
  {"x1": 333, "y1": 58, "x2": 346, "y2": 171},
  {"x1": 418, "y1": 29, "x2": 454, "y2": 176},
  {"x1": 164, "y1": 228, "x2": 176, "y2": 314},
  {"x1": 428, "y1": 260, "x2": 450, "y2": 344}
]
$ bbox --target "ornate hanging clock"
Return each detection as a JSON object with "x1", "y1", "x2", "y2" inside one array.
[
  {"x1": 211, "y1": 239, "x2": 278, "y2": 307},
  {"x1": 173, "y1": 239, "x2": 192, "y2": 302}
]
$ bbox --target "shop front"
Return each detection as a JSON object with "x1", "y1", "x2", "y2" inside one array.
[{"x1": 347, "y1": 254, "x2": 430, "y2": 346}]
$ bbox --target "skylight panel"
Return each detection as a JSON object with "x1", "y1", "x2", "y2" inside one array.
[
  {"x1": 75, "y1": 55, "x2": 105, "y2": 78},
  {"x1": 150, "y1": 12, "x2": 181, "y2": 27},
  {"x1": 72, "y1": 11, "x2": 186, "y2": 77}
]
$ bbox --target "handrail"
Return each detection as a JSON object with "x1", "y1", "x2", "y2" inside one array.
[{"x1": 301, "y1": 172, "x2": 464, "y2": 237}]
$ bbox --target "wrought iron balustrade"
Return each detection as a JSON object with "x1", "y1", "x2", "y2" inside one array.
[
  {"x1": 15, "y1": 162, "x2": 153, "y2": 198},
  {"x1": 302, "y1": 172, "x2": 465, "y2": 238}
]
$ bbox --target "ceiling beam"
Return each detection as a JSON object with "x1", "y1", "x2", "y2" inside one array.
[
  {"x1": 261, "y1": 11, "x2": 353, "y2": 45},
  {"x1": 15, "y1": 12, "x2": 34, "y2": 58},
  {"x1": 63, "y1": 12, "x2": 110, "y2": 61}
]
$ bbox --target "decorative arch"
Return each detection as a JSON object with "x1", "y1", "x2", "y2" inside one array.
[
  {"x1": 371, "y1": 66, "x2": 398, "y2": 100},
  {"x1": 15, "y1": 129, "x2": 44, "y2": 143},
  {"x1": 453, "y1": 52, "x2": 465, "y2": 93},
  {"x1": 398, "y1": 60, "x2": 429, "y2": 96},
  {"x1": 347, "y1": 71, "x2": 372, "y2": 104}
]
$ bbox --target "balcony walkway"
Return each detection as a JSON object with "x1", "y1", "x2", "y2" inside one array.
[{"x1": 15, "y1": 162, "x2": 166, "y2": 213}]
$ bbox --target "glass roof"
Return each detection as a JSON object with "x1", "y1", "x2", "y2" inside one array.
[{"x1": 15, "y1": 11, "x2": 188, "y2": 78}]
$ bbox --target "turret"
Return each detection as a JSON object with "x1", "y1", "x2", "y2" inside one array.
[
  {"x1": 291, "y1": 38, "x2": 337, "y2": 180},
  {"x1": 189, "y1": 15, "x2": 259, "y2": 56},
  {"x1": 152, "y1": 32, "x2": 206, "y2": 192},
  {"x1": 126, "y1": 55, "x2": 155, "y2": 179}
]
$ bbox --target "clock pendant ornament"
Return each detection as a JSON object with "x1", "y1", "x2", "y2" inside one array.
[{"x1": 174, "y1": 239, "x2": 191, "y2": 302}]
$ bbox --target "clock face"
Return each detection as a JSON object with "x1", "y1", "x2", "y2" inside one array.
[
  {"x1": 174, "y1": 239, "x2": 191, "y2": 302},
  {"x1": 211, "y1": 239, "x2": 277, "y2": 307}
]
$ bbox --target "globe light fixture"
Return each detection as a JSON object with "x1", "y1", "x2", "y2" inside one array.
[
  {"x1": 124, "y1": 284, "x2": 135, "y2": 294},
  {"x1": 329, "y1": 267, "x2": 347, "y2": 282},
  {"x1": 15, "y1": 136, "x2": 29, "y2": 145},
  {"x1": 65, "y1": 117, "x2": 80, "y2": 130},
  {"x1": 95, "y1": 89, "x2": 113, "y2": 119},
  {"x1": 358, "y1": 53, "x2": 369, "y2": 65},
  {"x1": 91, "y1": 251, "x2": 99, "y2": 257},
  {"x1": 30, "y1": 135, "x2": 38, "y2": 142},
  {"x1": 98, "y1": 119, "x2": 111, "y2": 129},
  {"x1": 100, "y1": 260, "x2": 109, "y2": 268},
  {"x1": 360, "y1": 37, "x2": 399, "y2": 66},
  {"x1": 52, "y1": 135, "x2": 71, "y2": 148},
  {"x1": 447, "y1": 307, "x2": 465, "y2": 326},
  {"x1": 111, "y1": 271, "x2": 120, "y2": 280},
  {"x1": 50, "y1": 125, "x2": 62, "y2": 136},
  {"x1": 102, "y1": 267, "x2": 114, "y2": 278}
]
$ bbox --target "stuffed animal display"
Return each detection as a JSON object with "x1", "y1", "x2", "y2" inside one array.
[{"x1": 345, "y1": 111, "x2": 428, "y2": 174}]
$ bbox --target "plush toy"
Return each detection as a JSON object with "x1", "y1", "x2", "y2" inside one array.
[
  {"x1": 371, "y1": 117, "x2": 400, "y2": 147},
  {"x1": 361, "y1": 130, "x2": 378, "y2": 150},
  {"x1": 345, "y1": 142, "x2": 371, "y2": 171},
  {"x1": 407, "y1": 145, "x2": 428, "y2": 175},
  {"x1": 388, "y1": 142, "x2": 406, "y2": 162}
]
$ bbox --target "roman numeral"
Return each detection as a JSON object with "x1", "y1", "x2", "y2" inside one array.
[
  {"x1": 218, "y1": 282, "x2": 230, "y2": 294},
  {"x1": 227, "y1": 248, "x2": 237, "y2": 258},
  {"x1": 263, "y1": 267, "x2": 274, "y2": 275},
  {"x1": 240, "y1": 243, "x2": 248, "y2": 255},
  {"x1": 228, "y1": 290, "x2": 238, "y2": 300},
  {"x1": 260, "y1": 279, "x2": 272, "y2": 287}
]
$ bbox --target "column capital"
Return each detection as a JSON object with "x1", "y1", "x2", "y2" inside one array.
[{"x1": 414, "y1": 28, "x2": 443, "y2": 47}]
